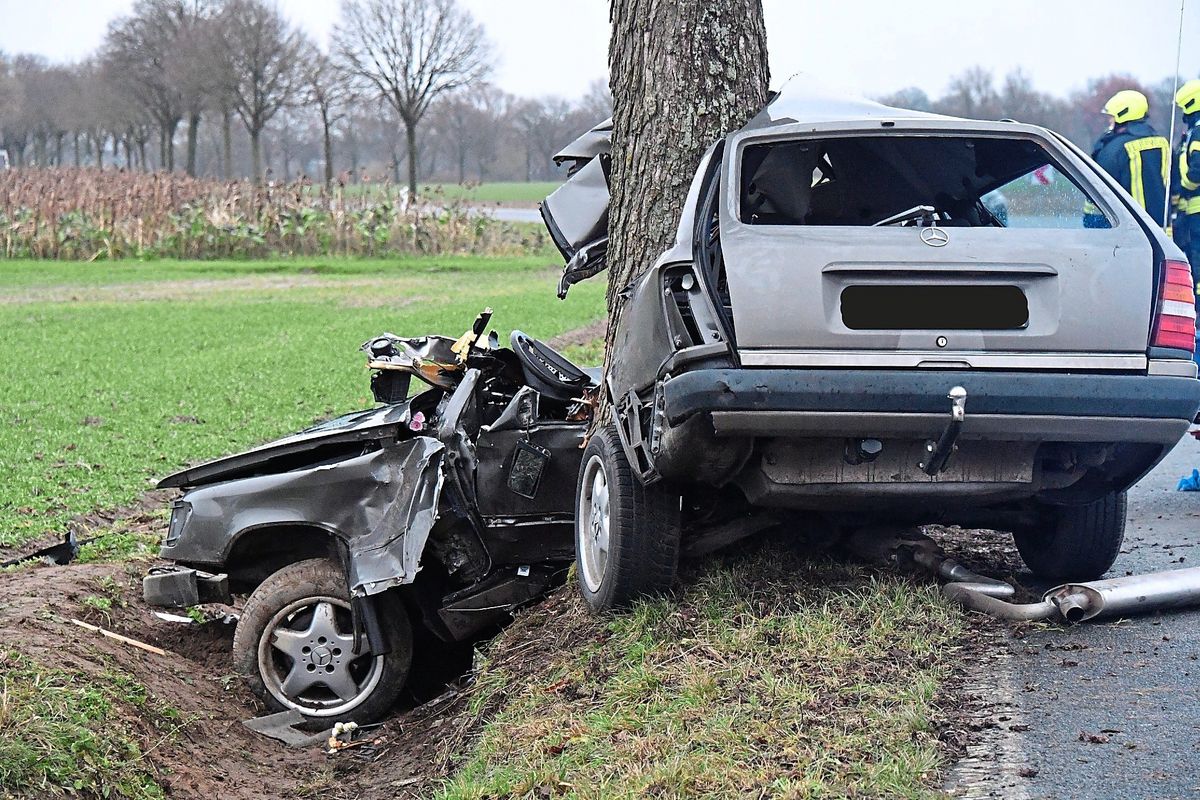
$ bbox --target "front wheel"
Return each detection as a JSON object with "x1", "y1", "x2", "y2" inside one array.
[
  {"x1": 1014, "y1": 491, "x2": 1127, "y2": 582},
  {"x1": 233, "y1": 558, "x2": 413, "y2": 728},
  {"x1": 575, "y1": 424, "x2": 682, "y2": 611}
]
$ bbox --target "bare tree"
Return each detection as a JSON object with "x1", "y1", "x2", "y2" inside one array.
[
  {"x1": 102, "y1": 0, "x2": 212, "y2": 171},
  {"x1": 219, "y1": 0, "x2": 308, "y2": 182},
  {"x1": 169, "y1": 3, "x2": 223, "y2": 175},
  {"x1": 0, "y1": 54, "x2": 27, "y2": 165},
  {"x1": 334, "y1": 0, "x2": 491, "y2": 196},
  {"x1": 935, "y1": 66, "x2": 1002, "y2": 120},
  {"x1": 877, "y1": 86, "x2": 933, "y2": 112},
  {"x1": 304, "y1": 51, "x2": 354, "y2": 189}
]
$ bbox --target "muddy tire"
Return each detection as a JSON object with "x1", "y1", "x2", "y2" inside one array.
[
  {"x1": 575, "y1": 424, "x2": 682, "y2": 612},
  {"x1": 1014, "y1": 491, "x2": 1127, "y2": 582},
  {"x1": 233, "y1": 558, "x2": 412, "y2": 729}
]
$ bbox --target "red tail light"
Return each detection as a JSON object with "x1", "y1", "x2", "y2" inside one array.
[{"x1": 1151, "y1": 260, "x2": 1197, "y2": 351}]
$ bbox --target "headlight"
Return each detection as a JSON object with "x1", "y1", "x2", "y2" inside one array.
[{"x1": 165, "y1": 501, "x2": 192, "y2": 547}]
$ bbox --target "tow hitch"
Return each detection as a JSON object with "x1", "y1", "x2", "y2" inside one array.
[
  {"x1": 851, "y1": 528, "x2": 1200, "y2": 624},
  {"x1": 919, "y1": 386, "x2": 967, "y2": 476}
]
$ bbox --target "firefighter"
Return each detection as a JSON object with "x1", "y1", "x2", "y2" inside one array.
[
  {"x1": 1086, "y1": 90, "x2": 1169, "y2": 228},
  {"x1": 1172, "y1": 79, "x2": 1200, "y2": 287}
]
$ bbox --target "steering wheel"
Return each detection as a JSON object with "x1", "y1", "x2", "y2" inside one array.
[{"x1": 509, "y1": 331, "x2": 593, "y2": 403}]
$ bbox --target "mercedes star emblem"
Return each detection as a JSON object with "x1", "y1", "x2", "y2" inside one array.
[{"x1": 920, "y1": 227, "x2": 950, "y2": 247}]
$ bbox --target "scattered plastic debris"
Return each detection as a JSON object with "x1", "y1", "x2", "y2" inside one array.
[{"x1": 1178, "y1": 469, "x2": 1200, "y2": 491}]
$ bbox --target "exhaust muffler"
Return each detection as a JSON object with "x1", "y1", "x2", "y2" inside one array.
[
  {"x1": 850, "y1": 528, "x2": 1200, "y2": 624},
  {"x1": 942, "y1": 561, "x2": 1200, "y2": 624}
]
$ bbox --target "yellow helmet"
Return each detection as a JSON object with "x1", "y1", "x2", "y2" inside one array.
[
  {"x1": 1176, "y1": 79, "x2": 1200, "y2": 114},
  {"x1": 1102, "y1": 89, "x2": 1149, "y2": 124}
]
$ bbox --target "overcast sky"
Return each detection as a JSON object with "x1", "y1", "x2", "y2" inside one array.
[{"x1": 0, "y1": 0, "x2": 1196, "y2": 101}]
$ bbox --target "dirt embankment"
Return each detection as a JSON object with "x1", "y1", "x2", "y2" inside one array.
[
  {"x1": 0, "y1": 553, "x2": 488, "y2": 799},
  {"x1": 0, "y1": 561, "x2": 323, "y2": 798},
  {"x1": 0, "y1": 518, "x2": 1007, "y2": 799}
]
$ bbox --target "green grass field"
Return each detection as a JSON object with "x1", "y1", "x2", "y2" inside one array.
[
  {"x1": 0, "y1": 256, "x2": 604, "y2": 553},
  {"x1": 421, "y1": 182, "x2": 562, "y2": 205}
]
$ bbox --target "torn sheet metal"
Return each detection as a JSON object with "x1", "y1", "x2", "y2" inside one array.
[
  {"x1": 1, "y1": 530, "x2": 79, "y2": 568},
  {"x1": 346, "y1": 436, "x2": 445, "y2": 597},
  {"x1": 541, "y1": 154, "x2": 610, "y2": 259},
  {"x1": 159, "y1": 437, "x2": 445, "y2": 598},
  {"x1": 553, "y1": 117, "x2": 612, "y2": 165},
  {"x1": 158, "y1": 405, "x2": 412, "y2": 489}
]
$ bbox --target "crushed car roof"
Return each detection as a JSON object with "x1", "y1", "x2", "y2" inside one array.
[{"x1": 741, "y1": 76, "x2": 954, "y2": 131}]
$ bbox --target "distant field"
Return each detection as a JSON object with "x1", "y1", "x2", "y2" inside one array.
[
  {"x1": 0, "y1": 256, "x2": 604, "y2": 553},
  {"x1": 421, "y1": 182, "x2": 562, "y2": 205}
]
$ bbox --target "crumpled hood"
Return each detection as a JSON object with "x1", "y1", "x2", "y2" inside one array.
[{"x1": 158, "y1": 404, "x2": 411, "y2": 489}]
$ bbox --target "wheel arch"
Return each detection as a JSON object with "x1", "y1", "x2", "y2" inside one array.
[{"x1": 223, "y1": 522, "x2": 345, "y2": 593}]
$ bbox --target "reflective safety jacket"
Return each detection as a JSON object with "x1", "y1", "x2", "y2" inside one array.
[
  {"x1": 1090, "y1": 120, "x2": 1170, "y2": 218},
  {"x1": 1172, "y1": 119, "x2": 1200, "y2": 219}
]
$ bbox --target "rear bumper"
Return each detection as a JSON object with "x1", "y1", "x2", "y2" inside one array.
[{"x1": 663, "y1": 369, "x2": 1200, "y2": 443}]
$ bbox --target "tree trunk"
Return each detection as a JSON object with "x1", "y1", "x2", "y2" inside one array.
[
  {"x1": 404, "y1": 119, "x2": 419, "y2": 197},
  {"x1": 322, "y1": 112, "x2": 335, "y2": 190},
  {"x1": 250, "y1": 128, "x2": 263, "y2": 184},
  {"x1": 603, "y1": 0, "x2": 769, "y2": 394},
  {"x1": 186, "y1": 113, "x2": 201, "y2": 177},
  {"x1": 221, "y1": 109, "x2": 234, "y2": 180},
  {"x1": 73, "y1": 133, "x2": 81, "y2": 167}
]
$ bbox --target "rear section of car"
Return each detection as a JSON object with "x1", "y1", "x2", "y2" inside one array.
[{"x1": 646, "y1": 113, "x2": 1200, "y2": 520}]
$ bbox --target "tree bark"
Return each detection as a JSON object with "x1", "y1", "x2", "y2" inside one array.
[
  {"x1": 186, "y1": 113, "x2": 201, "y2": 177},
  {"x1": 250, "y1": 128, "x2": 263, "y2": 184},
  {"x1": 221, "y1": 109, "x2": 234, "y2": 180},
  {"x1": 604, "y1": 0, "x2": 770, "y2": 393},
  {"x1": 322, "y1": 111, "x2": 335, "y2": 190},
  {"x1": 404, "y1": 119, "x2": 419, "y2": 197}
]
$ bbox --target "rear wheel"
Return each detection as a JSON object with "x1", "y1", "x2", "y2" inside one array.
[
  {"x1": 575, "y1": 424, "x2": 682, "y2": 611},
  {"x1": 1014, "y1": 491, "x2": 1127, "y2": 582},
  {"x1": 233, "y1": 558, "x2": 412, "y2": 729}
]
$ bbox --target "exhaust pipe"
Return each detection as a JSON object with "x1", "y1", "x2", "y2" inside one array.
[
  {"x1": 941, "y1": 562, "x2": 1200, "y2": 624},
  {"x1": 848, "y1": 528, "x2": 1200, "y2": 624}
]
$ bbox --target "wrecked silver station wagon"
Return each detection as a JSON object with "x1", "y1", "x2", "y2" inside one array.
[
  {"x1": 545, "y1": 81, "x2": 1200, "y2": 611},
  {"x1": 145, "y1": 311, "x2": 599, "y2": 726}
]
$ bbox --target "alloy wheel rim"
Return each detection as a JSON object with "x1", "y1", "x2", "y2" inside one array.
[
  {"x1": 257, "y1": 595, "x2": 383, "y2": 717},
  {"x1": 578, "y1": 455, "x2": 610, "y2": 593}
]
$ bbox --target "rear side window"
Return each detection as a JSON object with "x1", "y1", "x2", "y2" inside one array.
[{"x1": 739, "y1": 135, "x2": 1111, "y2": 230}]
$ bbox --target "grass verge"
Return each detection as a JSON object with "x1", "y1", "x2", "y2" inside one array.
[
  {"x1": 0, "y1": 651, "x2": 175, "y2": 798},
  {"x1": 438, "y1": 541, "x2": 962, "y2": 799}
]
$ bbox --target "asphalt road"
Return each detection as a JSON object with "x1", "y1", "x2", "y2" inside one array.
[{"x1": 949, "y1": 435, "x2": 1200, "y2": 799}]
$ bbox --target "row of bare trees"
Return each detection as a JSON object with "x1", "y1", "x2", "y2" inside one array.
[
  {"x1": 0, "y1": 0, "x2": 575, "y2": 193},
  {"x1": 879, "y1": 67, "x2": 1188, "y2": 151},
  {"x1": 11, "y1": 1, "x2": 1171, "y2": 195}
]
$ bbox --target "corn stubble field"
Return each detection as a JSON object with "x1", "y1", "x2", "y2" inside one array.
[
  {"x1": 0, "y1": 167, "x2": 967, "y2": 799},
  {"x1": 0, "y1": 168, "x2": 547, "y2": 261}
]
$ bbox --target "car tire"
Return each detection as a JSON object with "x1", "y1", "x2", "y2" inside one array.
[
  {"x1": 233, "y1": 558, "x2": 412, "y2": 729},
  {"x1": 575, "y1": 424, "x2": 682, "y2": 611},
  {"x1": 1013, "y1": 491, "x2": 1127, "y2": 582}
]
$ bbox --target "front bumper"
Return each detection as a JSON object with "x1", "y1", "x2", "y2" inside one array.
[
  {"x1": 143, "y1": 566, "x2": 232, "y2": 608},
  {"x1": 663, "y1": 368, "x2": 1200, "y2": 444}
]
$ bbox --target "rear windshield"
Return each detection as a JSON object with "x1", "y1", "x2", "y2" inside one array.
[{"x1": 739, "y1": 135, "x2": 1111, "y2": 230}]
